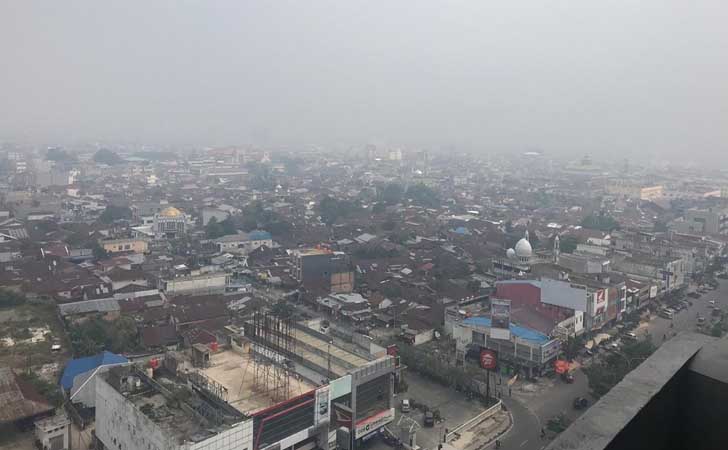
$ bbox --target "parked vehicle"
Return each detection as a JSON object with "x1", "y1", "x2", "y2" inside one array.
[
  {"x1": 401, "y1": 399, "x2": 411, "y2": 413},
  {"x1": 573, "y1": 397, "x2": 589, "y2": 409},
  {"x1": 659, "y1": 309, "x2": 674, "y2": 319},
  {"x1": 697, "y1": 317, "x2": 706, "y2": 325},
  {"x1": 708, "y1": 300, "x2": 716, "y2": 306},
  {"x1": 624, "y1": 332, "x2": 638, "y2": 341},
  {"x1": 423, "y1": 411, "x2": 435, "y2": 427}
]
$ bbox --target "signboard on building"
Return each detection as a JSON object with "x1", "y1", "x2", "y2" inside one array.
[
  {"x1": 490, "y1": 299, "x2": 511, "y2": 340},
  {"x1": 354, "y1": 408, "x2": 395, "y2": 438},
  {"x1": 315, "y1": 385, "x2": 331, "y2": 426},
  {"x1": 333, "y1": 403, "x2": 353, "y2": 429},
  {"x1": 594, "y1": 289, "x2": 607, "y2": 315},
  {"x1": 386, "y1": 344, "x2": 400, "y2": 367},
  {"x1": 480, "y1": 349, "x2": 497, "y2": 370}
]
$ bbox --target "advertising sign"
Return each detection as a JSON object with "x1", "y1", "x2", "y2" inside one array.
[
  {"x1": 386, "y1": 344, "x2": 400, "y2": 367},
  {"x1": 490, "y1": 299, "x2": 511, "y2": 340},
  {"x1": 354, "y1": 408, "x2": 395, "y2": 438},
  {"x1": 333, "y1": 403, "x2": 353, "y2": 429},
  {"x1": 594, "y1": 289, "x2": 607, "y2": 315},
  {"x1": 479, "y1": 349, "x2": 497, "y2": 370},
  {"x1": 314, "y1": 385, "x2": 331, "y2": 426}
]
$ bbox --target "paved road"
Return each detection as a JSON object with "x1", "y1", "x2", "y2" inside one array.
[
  {"x1": 637, "y1": 279, "x2": 727, "y2": 346},
  {"x1": 499, "y1": 395, "x2": 543, "y2": 450}
]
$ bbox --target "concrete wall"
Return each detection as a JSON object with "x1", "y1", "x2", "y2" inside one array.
[
  {"x1": 163, "y1": 273, "x2": 228, "y2": 295},
  {"x1": 103, "y1": 239, "x2": 149, "y2": 254},
  {"x1": 96, "y1": 375, "x2": 254, "y2": 450},
  {"x1": 190, "y1": 420, "x2": 253, "y2": 450},
  {"x1": 96, "y1": 375, "x2": 179, "y2": 450}
]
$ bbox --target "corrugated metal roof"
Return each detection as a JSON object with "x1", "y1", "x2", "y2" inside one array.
[
  {"x1": 60, "y1": 351, "x2": 128, "y2": 390},
  {"x1": 463, "y1": 316, "x2": 550, "y2": 344},
  {"x1": 0, "y1": 368, "x2": 53, "y2": 423},
  {"x1": 58, "y1": 298, "x2": 120, "y2": 316}
]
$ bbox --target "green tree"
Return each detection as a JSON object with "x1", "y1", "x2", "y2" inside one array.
[
  {"x1": 406, "y1": 184, "x2": 440, "y2": 208},
  {"x1": 319, "y1": 196, "x2": 356, "y2": 225},
  {"x1": 580, "y1": 212, "x2": 620, "y2": 232},
  {"x1": 270, "y1": 301, "x2": 295, "y2": 319},
  {"x1": 92, "y1": 242, "x2": 110, "y2": 261},
  {"x1": 205, "y1": 217, "x2": 225, "y2": 239},
  {"x1": 108, "y1": 316, "x2": 139, "y2": 353},
  {"x1": 99, "y1": 205, "x2": 132, "y2": 223},
  {"x1": 94, "y1": 149, "x2": 124, "y2": 165},
  {"x1": 0, "y1": 289, "x2": 26, "y2": 309},
  {"x1": 584, "y1": 339, "x2": 656, "y2": 397},
  {"x1": 380, "y1": 183, "x2": 404, "y2": 205},
  {"x1": 559, "y1": 235, "x2": 578, "y2": 254}
]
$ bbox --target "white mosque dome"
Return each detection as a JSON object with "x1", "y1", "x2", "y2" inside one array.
[
  {"x1": 515, "y1": 238, "x2": 533, "y2": 258},
  {"x1": 506, "y1": 248, "x2": 516, "y2": 259}
]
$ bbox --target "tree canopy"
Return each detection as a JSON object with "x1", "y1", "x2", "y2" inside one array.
[
  {"x1": 205, "y1": 217, "x2": 237, "y2": 239},
  {"x1": 69, "y1": 316, "x2": 140, "y2": 356},
  {"x1": 583, "y1": 339, "x2": 656, "y2": 398},
  {"x1": 318, "y1": 195, "x2": 357, "y2": 225},
  {"x1": 580, "y1": 212, "x2": 620, "y2": 232},
  {"x1": 379, "y1": 183, "x2": 404, "y2": 205},
  {"x1": 406, "y1": 183, "x2": 440, "y2": 208},
  {"x1": 99, "y1": 205, "x2": 132, "y2": 223},
  {"x1": 0, "y1": 289, "x2": 26, "y2": 309},
  {"x1": 93, "y1": 149, "x2": 124, "y2": 165}
]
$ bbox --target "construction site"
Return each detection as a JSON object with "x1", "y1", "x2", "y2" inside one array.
[{"x1": 242, "y1": 311, "x2": 373, "y2": 380}]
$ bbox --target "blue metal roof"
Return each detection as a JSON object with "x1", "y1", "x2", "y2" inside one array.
[
  {"x1": 60, "y1": 351, "x2": 128, "y2": 390},
  {"x1": 248, "y1": 230, "x2": 272, "y2": 241},
  {"x1": 463, "y1": 316, "x2": 550, "y2": 344}
]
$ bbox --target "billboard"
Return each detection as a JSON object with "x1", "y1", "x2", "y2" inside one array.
[
  {"x1": 480, "y1": 349, "x2": 497, "y2": 370},
  {"x1": 315, "y1": 385, "x2": 331, "y2": 425},
  {"x1": 490, "y1": 299, "x2": 511, "y2": 340},
  {"x1": 354, "y1": 408, "x2": 395, "y2": 438},
  {"x1": 593, "y1": 289, "x2": 607, "y2": 315},
  {"x1": 333, "y1": 403, "x2": 353, "y2": 429}
]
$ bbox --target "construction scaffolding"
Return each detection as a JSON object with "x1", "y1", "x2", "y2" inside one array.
[{"x1": 247, "y1": 310, "x2": 296, "y2": 404}]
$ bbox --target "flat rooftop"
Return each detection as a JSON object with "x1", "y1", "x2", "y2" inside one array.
[
  {"x1": 105, "y1": 365, "x2": 246, "y2": 445},
  {"x1": 202, "y1": 350, "x2": 315, "y2": 414}
]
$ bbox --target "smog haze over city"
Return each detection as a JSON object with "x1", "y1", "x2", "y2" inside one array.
[
  {"x1": 2, "y1": 3, "x2": 728, "y2": 450},
  {"x1": 2, "y1": 1, "x2": 728, "y2": 164}
]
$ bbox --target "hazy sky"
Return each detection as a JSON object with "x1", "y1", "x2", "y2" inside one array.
[{"x1": 1, "y1": 1, "x2": 727, "y2": 161}]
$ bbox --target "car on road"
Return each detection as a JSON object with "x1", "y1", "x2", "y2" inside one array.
[
  {"x1": 697, "y1": 317, "x2": 706, "y2": 325},
  {"x1": 708, "y1": 300, "x2": 716, "y2": 306},
  {"x1": 573, "y1": 397, "x2": 589, "y2": 410},
  {"x1": 401, "y1": 399, "x2": 411, "y2": 413},
  {"x1": 659, "y1": 309, "x2": 674, "y2": 319},
  {"x1": 624, "y1": 332, "x2": 638, "y2": 340},
  {"x1": 423, "y1": 411, "x2": 435, "y2": 427}
]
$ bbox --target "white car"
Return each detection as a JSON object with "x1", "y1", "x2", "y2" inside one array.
[{"x1": 708, "y1": 300, "x2": 716, "y2": 306}]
